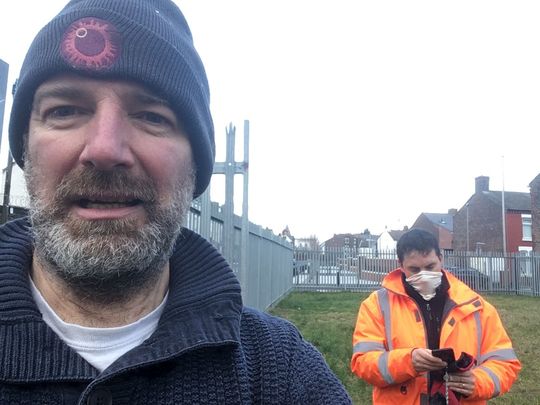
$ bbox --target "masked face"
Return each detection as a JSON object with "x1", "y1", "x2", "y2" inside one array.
[
  {"x1": 405, "y1": 270, "x2": 442, "y2": 300},
  {"x1": 400, "y1": 249, "x2": 443, "y2": 300}
]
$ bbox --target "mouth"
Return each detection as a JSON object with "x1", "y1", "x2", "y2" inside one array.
[{"x1": 76, "y1": 198, "x2": 144, "y2": 209}]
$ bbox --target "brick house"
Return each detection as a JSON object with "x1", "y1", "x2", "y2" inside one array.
[
  {"x1": 411, "y1": 210, "x2": 456, "y2": 252},
  {"x1": 530, "y1": 174, "x2": 540, "y2": 252},
  {"x1": 452, "y1": 176, "x2": 531, "y2": 253},
  {"x1": 323, "y1": 231, "x2": 378, "y2": 253}
]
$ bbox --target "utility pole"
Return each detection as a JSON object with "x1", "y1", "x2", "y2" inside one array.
[
  {"x1": 501, "y1": 156, "x2": 507, "y2": 253},
  {"x1": 2, "y1": 154, "x2": 13, "y2": 223},
  {"x1": 0, "y1": 59, "x2": 10, "y2": 223},
  {"x1": 0, "y1": 59, "x2": 8, "y2": 156},
  {"x1": 466, "y1": 202, "x2": 470, "y2": 252}
]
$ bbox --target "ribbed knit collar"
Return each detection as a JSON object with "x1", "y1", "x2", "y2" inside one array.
[{"x1": 0, "y1": 218, "x2": 243, "y2": 382}]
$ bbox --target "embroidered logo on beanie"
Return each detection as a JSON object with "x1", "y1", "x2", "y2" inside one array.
[{"x1": 61, "y1": 17, "x2": 122, "y2": 70}]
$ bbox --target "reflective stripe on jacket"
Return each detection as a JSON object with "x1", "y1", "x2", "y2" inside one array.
[{"x1": 351, "y1": 269, "x2": 521, "y2": 404}]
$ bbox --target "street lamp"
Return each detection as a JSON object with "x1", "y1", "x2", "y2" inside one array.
[{"x1": 466, "y1": 203, "x2": 470, "y2": 252}]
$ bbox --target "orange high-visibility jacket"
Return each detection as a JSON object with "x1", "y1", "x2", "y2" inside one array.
[{"x1": 351, "y1": 269, "x2": 521, "y2": 404}]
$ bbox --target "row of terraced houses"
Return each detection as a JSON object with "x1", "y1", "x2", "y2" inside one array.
[{"x1": 313, "y1": 174, "x2": 539, "y2": 255}]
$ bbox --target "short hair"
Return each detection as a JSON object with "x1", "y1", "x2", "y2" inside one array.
[{"x1": 396, "y1": 229, "x2": 441, "y2": 263}]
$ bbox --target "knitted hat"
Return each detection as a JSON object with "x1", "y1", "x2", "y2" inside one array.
[{"x1": 9, "y1": 0, "x2": 214, "y2": 197}]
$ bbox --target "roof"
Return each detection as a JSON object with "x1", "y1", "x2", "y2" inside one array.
[
  {"x1": 323, "y1": 232, "x2": 378, "y2": 246},
  {"x1": 422, "y1": 212, "x2": 454, "y2": 232},
  {"x1": 530, "y1": 173, "x2": 540, "y2": 187},
  {"x1": 389, "y1": 229, "x2": 406, "y2": 241},
  {"x1": 482, "y1": 191, "x2": 530, "y2": 212}
]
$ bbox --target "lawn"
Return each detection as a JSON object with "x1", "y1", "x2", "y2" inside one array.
[{"x1": 270, "y1": 291, "x2": 540, "y2": 405}]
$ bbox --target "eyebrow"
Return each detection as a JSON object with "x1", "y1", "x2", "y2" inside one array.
[
  {"x1": 32, "y1": 84, "x2": 172, "y2": 112},
  {"x1": 32, "y1": 86, "x2": 90, "y2": 113},
  {"x1": 130, "y1": 91, "x2": 170, "y2": 108}
]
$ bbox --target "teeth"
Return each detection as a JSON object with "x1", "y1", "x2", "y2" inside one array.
[
  {"x1": 86, "y1": 202, "x2": 131, "y2": 209},
  {"x1": 79, "y1": 199, "x2": 140, "y2": 209}
]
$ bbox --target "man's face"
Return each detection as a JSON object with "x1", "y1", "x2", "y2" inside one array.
[
  {"x1": 400, "y1": 249, "x2": 443, "y2": 278},
  {"x1": 25, "y1": 74, "x2": 194, "y2": 301}
]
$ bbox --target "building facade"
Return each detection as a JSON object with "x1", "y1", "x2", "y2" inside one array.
[
  {"x1": 530, "y1": 174, "x2": 540, "y2": 252},
  {"x1": 411, "y1": 210, "x2": 455, "y2": 251},
  {"x1": 453, "y1": 176, "x2": 531, "y2": 253},
  {"x1": 376, "y1": 227, "x2": 408, "y2": 252},
  {"x1": 323, "y1": 231, "x2": 377, "y2": 253}
]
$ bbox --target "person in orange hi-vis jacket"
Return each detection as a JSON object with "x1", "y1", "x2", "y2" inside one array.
[{"x1": 351, "y1": 229, "x2": 521, "y2": 404}]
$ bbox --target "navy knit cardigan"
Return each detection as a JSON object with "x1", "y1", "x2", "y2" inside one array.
[{"x1": 0, "y1": 218, "x2": 352, "y2": 404}]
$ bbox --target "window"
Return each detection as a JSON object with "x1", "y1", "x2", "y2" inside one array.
[{"x1": 522, "y1": 214, "x2": 532, "y2": 241}]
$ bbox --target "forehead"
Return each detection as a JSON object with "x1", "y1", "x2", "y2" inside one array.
[
  {"x1": 33, "y1": 73, "x2": 169, "y2": 105},
  {"x1": 402, "y1": 249, "x2": 440, "y2": 264}
]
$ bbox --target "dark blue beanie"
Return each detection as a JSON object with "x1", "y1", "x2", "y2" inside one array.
[{"x1": 9, "y1": 0, "x2": 214, "y2": 197}]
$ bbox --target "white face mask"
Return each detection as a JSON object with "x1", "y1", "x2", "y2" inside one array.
[{"x1": 405, "y1": 270, "x2": 442, "y2": 301}]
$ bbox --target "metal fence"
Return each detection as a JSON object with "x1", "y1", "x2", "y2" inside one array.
[
  {"x1": 293, "y1": 247, "x2": 540, "y2": 296},
  {"x1": 1, "y1": 194, "x2": 294, "y2": 312},
  {"x1": 187, "y1": 197, "x2": 293, "y2": 311}
]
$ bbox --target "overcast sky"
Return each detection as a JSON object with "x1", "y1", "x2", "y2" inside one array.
[{"x1": 1, "y1": 1, "x2": 539, "y2": 242}]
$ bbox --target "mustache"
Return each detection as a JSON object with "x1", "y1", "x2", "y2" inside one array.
[{"x1": 53, "y1": 167, "x2": 157, "y2": 207}]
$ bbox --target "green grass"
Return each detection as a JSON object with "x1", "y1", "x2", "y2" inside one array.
[{"x1": 270, "y1": 292, "x2": 540, "y2": 405}]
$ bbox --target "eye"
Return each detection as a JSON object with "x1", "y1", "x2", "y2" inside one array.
[
  {"x1": 139, "y1": 111, "x2": 169, "y2": 125},
  {"x1": 132, "y1": 111, "x2": 176, "y2": 128},
  {"x1": 44, "y1": 105, "x2": 82, "y2": 119}
]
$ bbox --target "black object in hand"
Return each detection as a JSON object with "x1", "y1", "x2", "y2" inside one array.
[
  {"x1": 432, "y1": 348, "x2": 455, "y2": 364},
  {"x1": 432, "y1": 348, "x2": 476, "y2": 373}
]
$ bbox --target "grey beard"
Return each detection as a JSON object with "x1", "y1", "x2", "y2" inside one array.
[{"x1": 25, "y1": 163, "x2": 194, "y2": 305}]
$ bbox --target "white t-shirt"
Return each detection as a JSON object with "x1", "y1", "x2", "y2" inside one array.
[{"x1": 30, "y1": 278, "x2": 167, "y2": 372}]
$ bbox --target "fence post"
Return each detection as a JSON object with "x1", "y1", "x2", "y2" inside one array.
[
  {"x1": 199, "y1": 189, "x2": 211, "y2": 240},
  {"x1": 531, "y1": 255, "x2": 540, "y2": 295},
  {"x1": 512, "y1": 254, "x2": 518, "y2": 295},
  {"x1": 212, "y1": 123, "x2": 250, "y2": 290},
  {"x1": 239, "y1": 121, "x2": 250, "y2": 299}
]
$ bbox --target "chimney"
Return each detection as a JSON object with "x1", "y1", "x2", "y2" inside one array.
[
  {"x1": 475, "y1": 176, "x2": 489, "y2": 194},
  {"x1": 448, "y1": 208, "x2": 457, "y2": 215}
]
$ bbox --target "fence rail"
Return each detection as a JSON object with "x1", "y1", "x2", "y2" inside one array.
[{"x1": 293, "y1": 248, "x2": 540, "y2": 296}]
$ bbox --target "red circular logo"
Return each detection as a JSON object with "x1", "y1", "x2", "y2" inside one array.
[{"x1": 61, "y1": 17, "x2": 122, "y2": 70}]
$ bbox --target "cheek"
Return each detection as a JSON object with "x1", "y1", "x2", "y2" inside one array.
[
  {"x1": 137, "y1": 139, "x2": 193, "y2": 191},
  {"x1": 403, "y1": 270, "x2": 414, "y2": 279},
  {"x1": 26, "y1": 135, "x2": 83, "y2": 200},
  {"x1": 28, "y1": 132, "x2": 82, "y2": 175}
]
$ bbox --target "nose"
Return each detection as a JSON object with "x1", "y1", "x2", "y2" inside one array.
[{"x1": 79, "y1": 105, "x2": 135, "y2": 170}]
